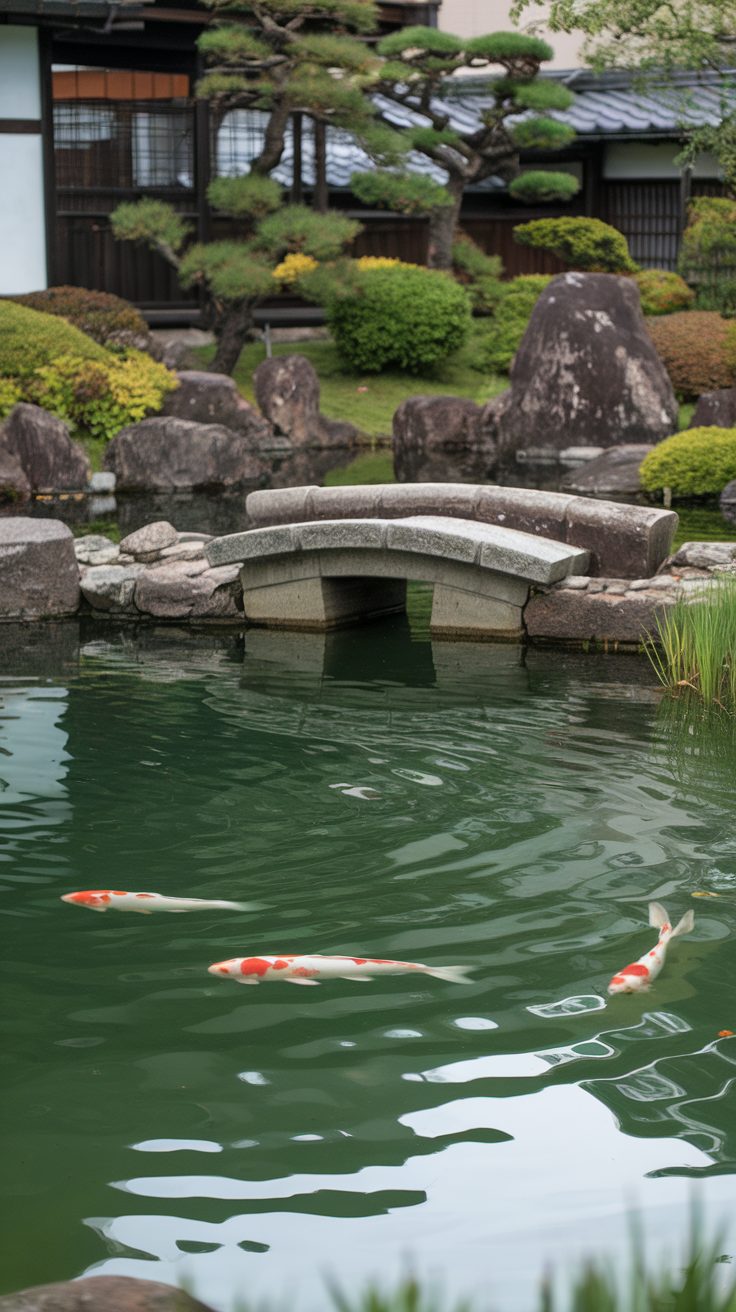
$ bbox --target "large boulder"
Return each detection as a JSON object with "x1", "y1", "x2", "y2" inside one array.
[
  {"x1": 561, "y1": 444, "x2": 654, "y2": 496},
  {"x1": 0, "y1": 518, "x2": 79, "y2": 619},
  {"x1": 0, "y1": 1275, "x2": 215, "y2": 1312},
  {"x1": 392, "y1": 395, "x2": 496, "y2": 483},
  {"x1": 490, "y1": 272, "x2": 678, "y2": 459},
  {"x1": 253, "y1": 354, "x2": 359, "y2": 448},
  {"x1": 161, "y1": 370, "x2": 275, "y2": 446},
  {"x1": 103, "y1": 417, "x2": 267, "y2": 491},
  {"x1": 692, "y1": 387, "x2": 736, "y2": 428},
  {"x1": 721, "y1": 479, "x2": 736, "y2": 525},
  {"x1": 0, "y1": 447, "x2": 31, "y2": 503},
  {"x1": 0, "y1": 403, "x2": 91, "y2": 491}
]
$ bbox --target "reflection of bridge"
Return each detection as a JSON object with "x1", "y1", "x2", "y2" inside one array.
[{"x1": 206, "y1": 515, "x2": 590, "y2": 640}]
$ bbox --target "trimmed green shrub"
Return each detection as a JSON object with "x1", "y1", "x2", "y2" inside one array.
[
  {"x1": 11, "y1": 286, "x2": 148, "y2": 348},
  {"x1": 646, "y1": 311, "x2": 736, "y2": 399},
  {"x1": 633, "y1": 269, "x2": 695, "y2": 316},
  {"x1": 0, "y1": 377, "x2": 22, "y2": 419},
  {"x1": 451, "y1": 234, "x2": 503, "y2": 313},
  {"x1": 328, "y1": 264, "x2": 472, "y2": 373},
  {"x1": 472, "y1": 274, "x2": 552, "y2": 373},
  {"x1": 0, "y1": 300, "x2": 109, "y2": 377},
  {"x1": 25, "y1": 351, "x2": 178, "y2": 443},
  {"x1": 513, "y1": 216, "x2": 638, "y2": 273},
  {"x1": 679, "y1": 196, "x2": 736, "y2": 315},
  {"x1": 640, "y1": 426, "x2": 736, "y2": 496}
]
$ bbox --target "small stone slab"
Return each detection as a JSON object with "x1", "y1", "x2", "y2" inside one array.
[
  {"x1": 120, "y1": 521, "x2": 178, "y2": 560},
  {"x1": 79, "y1": 563, "x2": 144, "y2": 612},
  {"x1": 0, "y1": 518, "x2": 79, "y2": 620},
  {"x1": 74, "y1": 534, "x2": 120, "y2": 566}
]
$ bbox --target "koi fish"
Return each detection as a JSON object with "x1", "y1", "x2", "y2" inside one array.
[
  {"x1": 61, "y1": 890, "x2": 256, "y2": 914},
  {"x1": 607, "y1": 901, "x2": 694, "y2": 995},
  {"x1": 208, "y1": 953, "x2": 473, "y2": 986}
]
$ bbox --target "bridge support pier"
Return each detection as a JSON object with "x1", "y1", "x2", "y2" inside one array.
[{"x1": 242, "y1": 573, "x2": 407, "y2": 631}]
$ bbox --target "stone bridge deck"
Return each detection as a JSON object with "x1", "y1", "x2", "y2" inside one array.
[
  {"x1": 245, "y1": 482, "x2": 677, "y2": 580},
  {"x1": 206, "y1": 516, "x2": 590, "y2": 639}
]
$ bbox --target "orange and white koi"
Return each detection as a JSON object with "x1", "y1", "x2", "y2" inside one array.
[
  {"x1": 607, "y1": 901, "x2": 694, "y2": 995},
  {"x1": 61, "y1": 890, "x2": 255, "y2": 914},
  {"x1": 208, "y1": 953, "x2": 472, "y2": 986}
]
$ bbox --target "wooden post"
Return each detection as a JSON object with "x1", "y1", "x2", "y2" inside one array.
[
  {"x1": 291, "y1": 111, "x2": 303, "y2": 204},
  {"x1": 679, "y1": 164, "x2": 693, "y2": 240},
  {"x1": 313, "y1": 118, "x2": 328, "y2": 213}
]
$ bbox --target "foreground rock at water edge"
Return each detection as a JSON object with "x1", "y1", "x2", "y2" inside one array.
[
  {"x1": 392, "y1": 395, "x2": 495, "y2": 483},
  {"x1": 103, "y1": 417, "x2": 267, "y2": 491},
  {"x1": 561, "y1": 444, "x2": 653, "y2": 496},
  {"x1": 0, "y1": 403, "x2": 91, "y2": 492},
  {"x1": 73, "y1": 528, "x2": 242, "y2": 619},
  {"x1": 0, "y1": 1275, "x2": 215, "y2": 1312},
  {"x1": 488, "y1": 272, "x2": 678, "y2": 456},
  {"x1": 0, "y1": 518, "x2": 79, "y2": 619},
  {"x1": 691, "y1": 386, "x2": 736, "y2": 428},
  {"x1": 161, "y1": 370, "x2": 276, "y2": 447},
  {"x1": 253, "y1": 354, "x2": 359, "y2": 447}
]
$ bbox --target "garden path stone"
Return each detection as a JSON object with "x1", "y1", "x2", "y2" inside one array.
[{"x1": 0, "y1": 403, "x2": 91, "y2": 492}]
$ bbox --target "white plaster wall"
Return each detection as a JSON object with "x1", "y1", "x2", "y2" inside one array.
[
  {"x1": 604, "y1": 141, "x2": 722, "y2": 180},
  {"x1": 0, "y1": 26, "x2": 47, "y2": 293},
  {"x1": 439, "y1": 0, "x2": 585, "y2": 69}
]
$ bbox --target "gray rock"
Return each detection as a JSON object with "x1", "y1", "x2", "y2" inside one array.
[
  {"x1": 525, "y1": 585, "x2": 674, "y2": 645},
  {"x1": 561, "y1": 444, "x2": 654, "y2": 496},
  {"x1": 253, "y1": 354, "x2": 359, "y2": 448},
  {"x1": 79, "y1": 563, "x2": 143, "y2": 612},
  {"x1": 491, "y1": 272, "x2": 678, "y2": 456},
  {"x1": 0, "y1": 403, "x2": 91, "y2": 491},
  {"x1": 120, "y1": 520, "x2": 178, "y2": 561},
  {"x1": 74, "y1": 534, "x2": 120, "y2": 566},
  {"x1": 162, "y1": 370, "x2": 274, "y2": 446},
  {"x1": 720, "y1": 479, "x2": 736, "y2": 524},
  {"x1": 0, "y1": 518, "x2": 79, "y2": 619},
  {"x1": 159, "y1": 540, "x2": 207, "y2": 561},
  {"x1": 104, "y1": 417, "x2": 268, "y2": 491},
  {"x1": 88, "y1": 470, "x2": 116, "y2": 493},
  {"x1": 0, "y1": 1274, "x2": 215, "y2": 1312},
  {"x1": 392, "y1": 395, "x2": 495, "y2": 482},
  {"x1": 691, "y1": 387, "x2": 736, "y2": 428},
  {"x1": 134, "y1": 559, "x2": 243, "y2": 620},
  {"x1": 669, "y1": 541, "x2": 736, "y2": 570},
  {"x1": 0, "y1": 446, "x2": 31, "y2": 502}
]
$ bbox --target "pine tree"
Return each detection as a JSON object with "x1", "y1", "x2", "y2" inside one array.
[{"x1": 352, "y1": 28, "x2": 580, "y2": 268}]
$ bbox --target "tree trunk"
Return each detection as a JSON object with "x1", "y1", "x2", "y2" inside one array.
[
  {"x1": 251, "y1": 97, "x2": 291, "y2": 176},
  {"x1": 426, "y1": 176, "x2": 465, "y2": 270},
  {"x1": 313, "y1": 119, "x2": 328, "y2": 213},
  {"x1": 210, "y1": 299, "x2": 255, "y2": 374}
]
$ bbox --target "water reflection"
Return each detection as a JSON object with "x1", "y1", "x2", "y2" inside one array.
[{"x1": 2, "y1": 621, "x2": 736, "y2": 1310}]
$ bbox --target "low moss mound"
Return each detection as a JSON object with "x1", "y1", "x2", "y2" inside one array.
[
  {"x1": 640, "y1": 425, "x2": 736, "y2": 496},
  {"x1": 0, "y1": 299, "x2": 110, "y2": 377}
]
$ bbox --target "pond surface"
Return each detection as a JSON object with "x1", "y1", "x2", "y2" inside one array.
[{"x1": 2, "y1": 621, "x2": 736, "y2": 1310}]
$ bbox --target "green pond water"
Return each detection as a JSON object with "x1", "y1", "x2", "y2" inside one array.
[{"x1": 2, "y1": 619, "x2": 736, "y2": 1311}]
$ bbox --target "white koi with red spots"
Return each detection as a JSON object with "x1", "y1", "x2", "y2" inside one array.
[
  {"x1": 607, "y1": 901, "x2": 695, "y2": 995},
  {"x1": 208, "y1": 953, "x2": 473, "y2": 986},
  {"x1": 61, "y1": 890, "x2": 255, "y2": 914}
]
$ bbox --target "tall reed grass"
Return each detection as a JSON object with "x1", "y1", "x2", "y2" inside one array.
[{"x1": 646, "y1": 575, "x2": 736, "y2": 712}]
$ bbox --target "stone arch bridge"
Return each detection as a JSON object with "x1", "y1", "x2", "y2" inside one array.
[{"x1": 205, "y1": 483, "x2": 676, "y2": 641}]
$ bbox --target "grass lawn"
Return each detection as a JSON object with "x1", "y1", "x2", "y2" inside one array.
[{"x1": 194, "y1": 333, "x2": 507, "y2": 440}]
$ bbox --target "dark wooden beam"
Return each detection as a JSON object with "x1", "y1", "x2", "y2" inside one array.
[
  {"x1": 291, "y1": 112, "x2": 303, "y2": 204},
  {"x1": 0, "y1": 118, "x2": 41, "y2": 133}
]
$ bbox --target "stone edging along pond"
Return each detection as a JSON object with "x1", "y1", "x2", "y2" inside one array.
[{"x1": 1, "y1": 515, "x2": 735, "y2": 649}]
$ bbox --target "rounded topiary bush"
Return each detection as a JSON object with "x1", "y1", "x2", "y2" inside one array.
[
  {"x1": 513, "y1": 216, "x2": 638, "y2": 273},
  {"x1": 328, "y1": 265, "x2": 472, "y2": 373},
  {"x1": 12, "y1": 286, "x2": 148, "y2": 348},
  {"x1": 633, "y1": 269, "x2": 694, "y2": 316},
  {"x1": 646, "y1": 311, "x2": 736, "y2": 399},
  {"x1": 0, "y1": 300, "x2": 110, "y2": 377},
  {"x1": 640, "y1": 426, "x2": 736, "y2": 496}
]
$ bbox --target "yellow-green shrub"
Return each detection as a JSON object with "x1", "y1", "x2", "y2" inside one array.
[
  {"x1": 640, "y1": 426, "x2": 736, "y2": 496},
  {"x1": 0, "y1": 299, "x2": 109, "y2": 377},
  {"x1": 633, "y1": 269, "x2": 694, "y2": 316},
  {"x1": 0, "y1": 378, "x2": 22, "y2": 419},
  {"x1": 27, "y1": 351, "x2": 177, "y2": 442}
]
